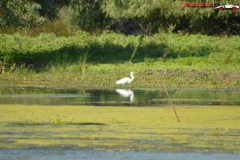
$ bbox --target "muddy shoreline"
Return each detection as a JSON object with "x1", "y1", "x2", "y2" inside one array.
[{"x1": 0, "y1": 69, "x2": 240, "y2": 89}]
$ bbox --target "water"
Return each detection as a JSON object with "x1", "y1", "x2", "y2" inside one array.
[
  {"x1": 1, "y1": 149, "x2": 240, "y2": 160},
  {"x1": 0, "y1": 87, "x2": 239, "y2": 106},
  {"x1": 1, "y1": 87, "x2": 240, "y2": 159}
]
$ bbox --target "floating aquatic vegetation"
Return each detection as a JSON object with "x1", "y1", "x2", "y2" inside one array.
[{"x1": 0, "y1": 105, "x2": 240, "y2": 153}]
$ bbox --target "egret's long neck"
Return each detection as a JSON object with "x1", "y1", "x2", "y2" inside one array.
[{"x1": 130, "y1": 73, "x2": 134, "y2": 80}]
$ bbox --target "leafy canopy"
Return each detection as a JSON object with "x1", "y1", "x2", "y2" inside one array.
[{"x1": 0, "y1": 0, "x2": 70, "y2": 27}]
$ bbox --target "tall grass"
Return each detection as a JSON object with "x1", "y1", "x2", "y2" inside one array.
[
  {"x1": 0, "y1": 31, "x2": 239, "y2": 77},
  {"x1": 77, "y1": 49, "x2": 92, "y2": 77},
  {"x1": 129, "y1": 34, "x2": 144, "y2": 62}
]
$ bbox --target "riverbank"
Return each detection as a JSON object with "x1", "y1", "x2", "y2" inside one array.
[
  {"x1": 0, "y1": 32, "x2": 239, "y2": 89},
  {"x1": 1, "y1": 66, "x2": 240, "y2": 89}
]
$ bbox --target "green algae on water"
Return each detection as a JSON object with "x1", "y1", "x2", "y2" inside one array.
[{"x1": 0, "y1": 105, "x2": 239, "y2": 153}]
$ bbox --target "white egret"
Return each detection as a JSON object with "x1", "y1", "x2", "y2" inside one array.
[{"x1": 116, "y1": 72, "x2": 135, "y2": 85}]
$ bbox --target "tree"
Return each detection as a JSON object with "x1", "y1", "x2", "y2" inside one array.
[
  {"x1": 100, "y1": 0, "x2": 240, "y2": 35},
  {"x1": 35, "y1": 0, "x2": 71, "y2": 20},
  {"x1": 1, "y1": 0, "x2": 239, "y2": 35},
  {"x1": 69, "y1": 0, "x2": 112, "y2": 33},
  {"x1": 0, "y1": 0, "x2": 70, "y2": 27}
]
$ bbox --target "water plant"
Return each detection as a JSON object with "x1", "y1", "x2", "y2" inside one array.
[
  {"x1": 49, "y1": 115, "x2": 68, "y2": 125},
  {"x1": 1, "y1": 105, "x2": 240, "y2": 153},
  {"x1": 46, "y1": 115, "x2": 75, "y2": 126}
]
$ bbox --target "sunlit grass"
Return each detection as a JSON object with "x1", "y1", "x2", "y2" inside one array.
[{"x1": 0, "y1": 32, "x2": 239, "y2": 88}]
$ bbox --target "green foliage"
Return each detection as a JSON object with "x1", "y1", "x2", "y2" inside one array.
[
  {"x1": 35, "y1": 0, "x2": 71, "y2": 20},
  {"x1": 69, "y1": 0, "x2": 111, "y2": 32},
  {"x1": 31, "y1": 16, "x2": 78, "y2": 37},
  {"x1": 1, "y1": 0, "x2": 239, "y2": 35},
  {"x1": 101, "y1": 0, "x2": 240, "y2": 35},
  {"x1": 0, "y1": 0, "x2": 70, "y2": 28},
  {"x1": 129, "y1": 34, "x2": 144, "y2": 62},
  {"x1": 0, "y1": 32, "x2": 239, "y2": 78},
  {"x1": 0, "y1": 0, "x2": 45, "y2": 27}
]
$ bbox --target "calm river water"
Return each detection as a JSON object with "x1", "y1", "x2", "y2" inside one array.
[
  {"x1": 1, "y1": 149, "x2": 240, "y2": 160},
  {"x1": 0, "y1": 87, "x2": 239, "y2": 106},
  {"x1": 1, "y1": 87, "x2": 240, "y2": 159}
]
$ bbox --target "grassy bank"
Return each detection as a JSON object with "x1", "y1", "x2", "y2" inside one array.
[
  {"x1": 0, "y1": 105, "x2": 240, "y2": 153},
  {"x1": 0, "y1": 32, "x2": 240, "y2": 88}
]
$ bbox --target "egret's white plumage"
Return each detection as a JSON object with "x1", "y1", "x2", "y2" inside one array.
[
  {"x1": 116, "y1": 89, "x2": 134, "y2": 103},
  {"x1": 116, "y1": 72, "x2": 135, "y2": 85}
]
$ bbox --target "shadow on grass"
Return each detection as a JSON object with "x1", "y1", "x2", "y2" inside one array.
[{"x1": 2, "y1": 39, "x2": 213, "y2": 73}]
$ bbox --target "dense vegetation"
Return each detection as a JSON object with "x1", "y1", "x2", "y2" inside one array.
[
  {"x1": 0, "y1": 32, "x2": 239, "y2": 88},
  {"x1": 0, "y1": 0, "x2": 239, "y2": 88},
  {"x1": 1, "y1": 0, "x2": 240, "y2": 35}
]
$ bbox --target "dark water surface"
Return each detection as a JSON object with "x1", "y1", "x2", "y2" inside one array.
[{"x1": 0, "y1": 87, "x2": 239, "y2": 106}]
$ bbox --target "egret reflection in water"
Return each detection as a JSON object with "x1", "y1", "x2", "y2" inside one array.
[{"x1": 116, "y1": 89, "x2": 134, "y2": 103}]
